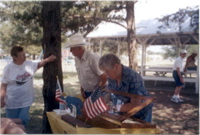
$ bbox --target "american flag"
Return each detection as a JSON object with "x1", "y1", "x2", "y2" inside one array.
[
  {"x1": 55, "y1": 78, "x2": 66, "y2": 104},
  {"x1": 83, "y1": 87, "x2": 108, "y2": 119}
]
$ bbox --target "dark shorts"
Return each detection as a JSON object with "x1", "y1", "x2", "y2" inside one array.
[
  {"x1": 187, "y1": 67, "x2": 197, "y2": 70},
  {"x1": 173, "y1": 70, "x2": 184, "y2": 86}
]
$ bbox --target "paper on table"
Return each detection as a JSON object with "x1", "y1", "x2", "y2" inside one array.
[{"x1": 53, "y1": 108, "x2": 71, "y2": 115}]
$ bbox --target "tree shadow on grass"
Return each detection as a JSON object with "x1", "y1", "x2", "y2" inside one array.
[
  {"x1": 26, "y1": 109, "x2": 43, "y2": 134},
  {"x1": 150, "y1": 90, "x2": 199, "y2": 134},
  {"x1": 63, "y1": 71, "x2": 77, "y2": 78},
  {"x1": 64, "y1": 82, "x2": 80, "y2": 96}
]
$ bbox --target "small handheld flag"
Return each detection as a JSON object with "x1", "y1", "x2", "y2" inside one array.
[
  {"x1": 83, "y1": 87, "x2": 108, "y2": 119},
  {"x1": 55, "y1": 77, "x2": 66, "y2": 105}
]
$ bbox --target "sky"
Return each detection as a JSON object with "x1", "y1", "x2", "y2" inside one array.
[
  {"x1": 135, "y1": 0, "x2": 199, "y2": 22},
  {"x1": 135, "y1": 0, "x2": 199, "y2": 52}
]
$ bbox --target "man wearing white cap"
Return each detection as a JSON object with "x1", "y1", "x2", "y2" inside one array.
[
  {"x1": 171, "y1": 50, "x2": 187, "y2": 103},
  {"x1": 66, "y1": 33, "x2": 107, "y2": 100}
]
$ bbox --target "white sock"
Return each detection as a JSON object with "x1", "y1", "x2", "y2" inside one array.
[{"x1": 172, "y1": 95, "x2": 178, "y2": 98}]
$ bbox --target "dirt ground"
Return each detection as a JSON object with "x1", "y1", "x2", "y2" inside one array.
[{"x1": 149, "y1": 88, "x2": 199, "y2": 134}]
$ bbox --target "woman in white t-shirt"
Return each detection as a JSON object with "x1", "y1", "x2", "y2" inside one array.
[{"x1": 0, "y1": 46, "x2": 56, "y2": 126}]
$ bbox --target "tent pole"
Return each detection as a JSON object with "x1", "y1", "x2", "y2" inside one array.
[
  {"x1": 141, "y1": 43, "x2": 145, "y2": 77},
  {"x1": 99, "y1": 39, "x2": 102, "y2": 56},
  {"x1": 117, "y1": 38, "x2": 120, "y2": 56},
  {"x1": 196, "y1": 52, "x2": 199, "y2": 93}
]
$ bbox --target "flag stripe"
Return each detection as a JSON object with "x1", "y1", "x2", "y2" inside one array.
[
  {"x1": 93, "y1": 101, "x2": 101, "y2": 114},
  {"x1": 98, "y1": 97, "x2": 108, "y2": 110},
  {"x1": 84, "y1": 98, "x2": 93, "y2": 119},
  {"x1": 86, "y1": 98, "x2": 96, "y2": 118},
  {"x1": 83, "y1": 87, "x2": 108, "y2": 119},
  {"x1": 55, "y1": 78, "x2": 66, "y2": 105},
  {"x1": 89, "y1": 98, "x2": 99, "y2": 117}
]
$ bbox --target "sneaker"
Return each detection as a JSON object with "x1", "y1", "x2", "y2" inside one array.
[
  {"x1": 171, "y1": 97, "x2": 179, "y2": 103},
  {"x1": 177, "y1": 98, "x2": 184, "y2": 103}
]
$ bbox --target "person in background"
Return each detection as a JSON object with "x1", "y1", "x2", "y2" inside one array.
[
  {"x1": 184, "y1": 51, "x2": 198, "y2": 72},
  {"x1": 171, "y1": 50, "x2": 187, "y2": 103},
  {"x1": 99, "y1": 53, "x2": 153, "y2": 123},
  {"x1": 66, "y1": 33, "x2": 107, "y2": 100},
  {"x1": 1, "y1": 46, "x2": 56, "y2": 127}
]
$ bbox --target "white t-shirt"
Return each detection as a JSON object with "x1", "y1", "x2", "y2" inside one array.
[
  {"x1": 173, "y1": 56, "x2": 184, "y2": 72},
  {"x1": 1, "y1": 61, "x2": 38, "y2": 109}
]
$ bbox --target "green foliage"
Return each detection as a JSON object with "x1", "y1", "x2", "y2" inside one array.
[
  {"x1": 61, "y1": 1, "x2": 124, "y2": 35},
  {"x1": 162, "y1": 45, "x2": 198, "y2": 59},
  {"x1": 162, "y1": 45, "x2": 179, "y2": 59},
  {"x1": 0, "y1": 1, "x2": 125, "y2": 51},
  {"x1": 158, "y1": 6, "x2": 199, "y2": 59},
  {"x1": 0, "y1": 1, "x2": 43, "y2": 53},
  {"x1": 158, "y1": 6, "x2": 199, "y2": 33}
]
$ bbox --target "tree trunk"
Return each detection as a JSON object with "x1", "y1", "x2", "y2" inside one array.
[
  {"x1": 41, "y1": 2, "x2": 62, "y2": 133},
  {"x1": 33, "y1": 54, "x2": 35, "y2": 60},
  {"x1": 126, "y1": 1, "x2": 138, "y2": 71}
]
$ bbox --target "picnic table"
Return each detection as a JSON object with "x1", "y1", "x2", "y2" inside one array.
[
  {"x1": 138, "y1": 66, "x2": 198, "y2": 93},
  {"x1": 139, "y1": 66, "x2": 197, "y2": 77}
]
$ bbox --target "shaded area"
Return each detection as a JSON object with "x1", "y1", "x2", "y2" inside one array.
[
  {"x1": 26, "y1": 109, "x2": 43, "y2": 134},
  {"x1": 150, "y1": 90, "x2": 199, "y2": 134}
]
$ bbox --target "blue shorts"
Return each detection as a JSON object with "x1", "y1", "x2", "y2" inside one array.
[
  {"x1": 173, "y1": 71, "x2": 184, "y2": 86},
  {"x1": 6, "y1": 106, "x2": 30, "y2": 127},
  {"x1": 187, "y1": 67, "x2": 197, "y2": 70}
]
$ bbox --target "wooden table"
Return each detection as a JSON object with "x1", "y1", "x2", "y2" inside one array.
[{"x1": 46, "y1": 112, "x2": 161, "y2": 134}]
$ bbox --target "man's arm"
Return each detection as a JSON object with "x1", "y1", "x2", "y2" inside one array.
[
  {"x1": 1, "y1": 83, "x2": 7, "y2": 108},
  {"x1": 37, "y1": 55, "x2": 56, "y2": 69},
  {"x1": 176, "y1": 67, "x2": 184, "y2": 83},
  {"x1": 117, "y1": 98, "x2": 142, "y2": 112},
  {"x1": 99, "y1": 73, "x2": 107, "y2": 88}
]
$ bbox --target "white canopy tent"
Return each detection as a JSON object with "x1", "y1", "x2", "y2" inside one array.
[{"x1": 86, "y1": 8, "x2": 199, "y2": 93}]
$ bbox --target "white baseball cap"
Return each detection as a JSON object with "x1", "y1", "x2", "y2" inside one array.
[
  {"x1": 180, "y1": 49, "x2": 187, "y2": 54},
  {"x1": 66, "y1": 33, "x2": 91, "y2": 48}
]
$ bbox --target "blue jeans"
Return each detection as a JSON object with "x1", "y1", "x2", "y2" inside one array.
[
  {"x1": 132, "y1": 104, "x2": 153, "y2": 123},
  {"x1": 6, "y1": 106, "x2": 30, "y2": 127},
  {"x1": 142, "y1": 106, "x2": 152, "y2": 123}
]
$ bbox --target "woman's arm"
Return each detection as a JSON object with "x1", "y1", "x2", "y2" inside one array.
[
  {"x1": 1, "y1": 83, "x2": 7, "y2": 108},
  {"x1": 37, "y1": 55, "x2": 56, "y2": 69}
]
